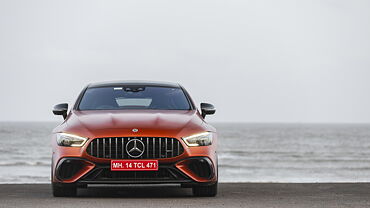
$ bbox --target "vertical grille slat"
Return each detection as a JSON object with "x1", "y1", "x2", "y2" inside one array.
[
  {"x1": 97, "y1": 140, "x2": 99, "y2": 158},
  {"x1": 103, "y1": 138, "x2": 105, "y2": 158},
  {"x1": 165, "y1": 138, "x2": 168, "y2": 158},
  {"x1": 146, "y1": 137, "x2": 149, "y2": 158},
  {"x1": 115, "y1": 138, "x2": 118, "y2": 159},
  {"x1": 109, "y1": 138, "x2": 112, "y2": 159},
  {"x1": 153, "y1": 138, "x2": 155, "y2": 158},
  {"x1": 123, "y1": 137, "x2": 125, "y2": 158},
  {"x1": 159, "y1": 138, "x2": 161, "y2": 158},
  {"x1": 87, "y1": 137, "x2": 184, "y2": 159},
  {"x1": 140, "y1": 137, "x2": 143, "y2": 159},
  {"x1": 171, "y1": 139, "x2": 174, "y2": 158}
]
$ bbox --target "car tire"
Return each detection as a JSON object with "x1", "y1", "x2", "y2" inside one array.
[
  {"x1": 52, "y1": 182, "x2": 77, "y2": 197},
  {"x1": 192, "y1": 182, "x2": 218, "y2": 197}
]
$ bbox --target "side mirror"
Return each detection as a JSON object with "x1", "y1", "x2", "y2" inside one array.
[
  {"x1": 200, "y1": 103, "x2": 216, "y2": 118},
  {"x1": 53, "y1": 103, "x2": 68, "y2": 119}
]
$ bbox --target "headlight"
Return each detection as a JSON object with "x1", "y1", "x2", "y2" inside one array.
[
  {"x1": 182, "y1": 132, "x2": 213, "y2": 146},
  {"x1": 56, "y1": 133, "x2": 88, "y2": 147}
]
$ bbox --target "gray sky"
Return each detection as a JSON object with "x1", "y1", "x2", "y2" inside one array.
[{"x1": 0, "y1": 0, "x2": 369, "y2": 123}]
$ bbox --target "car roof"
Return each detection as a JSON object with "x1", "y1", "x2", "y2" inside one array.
[{"x1": 87, "y1": 80, "x2": 180, "y2": 88}]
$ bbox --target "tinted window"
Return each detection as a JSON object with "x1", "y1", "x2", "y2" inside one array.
[{"x1": 78, "y1": 86, "x2": 191, "y2": 110}]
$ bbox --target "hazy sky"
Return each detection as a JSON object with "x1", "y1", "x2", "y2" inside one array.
[{"x1": 0, "y1": 0, "x2": 369, "y2": 123}]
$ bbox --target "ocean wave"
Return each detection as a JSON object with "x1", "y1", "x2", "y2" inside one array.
[
  {"x1": 0, "y1": 161, "x2": 50, "y2": 167},
  {"x1": 0, "y1": 129, "x2": 13, "y2": 134}
]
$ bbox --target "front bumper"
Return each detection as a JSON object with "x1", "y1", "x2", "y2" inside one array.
[{"x1": 53, "y1": 156, "x2": 217, "y2": 187}]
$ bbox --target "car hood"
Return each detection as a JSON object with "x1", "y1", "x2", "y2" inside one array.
[{"x1": 57, "y1": 110, "x2": 214, "y2": 138}]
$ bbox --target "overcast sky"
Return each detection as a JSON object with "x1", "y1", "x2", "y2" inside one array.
[{"x1": 0, "y1": 0, "x2": 369, "y2": 123}]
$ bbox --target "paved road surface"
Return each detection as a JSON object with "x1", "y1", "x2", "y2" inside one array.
[{"x1": 1, "y1": 183, "x2": 370, "y2": 208}]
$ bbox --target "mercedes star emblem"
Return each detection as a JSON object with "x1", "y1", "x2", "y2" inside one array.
[
  {"x1": 126, "y1": 139, "x2": 145, "y2": 158},
  {"x1": 132, "y1": 128, "x2": 139, "y2": 133}
]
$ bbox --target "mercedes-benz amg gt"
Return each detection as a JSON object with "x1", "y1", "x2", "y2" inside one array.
[{"x1": 51, "y1": 81, "x2": 217, "y2": 197}]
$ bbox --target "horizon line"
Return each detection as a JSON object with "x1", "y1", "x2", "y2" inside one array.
[{"x1": 0, "y1": 120, "x2": 370, "y2": 125}]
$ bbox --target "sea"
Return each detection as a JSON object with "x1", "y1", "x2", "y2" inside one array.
[{"x1": 1, "y1": 122, "x2": 370, "y2": 183}]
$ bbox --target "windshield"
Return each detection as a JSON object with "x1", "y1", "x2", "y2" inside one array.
[{"x1": 78, "y1": 86, "x2": 191, "y2": 110}]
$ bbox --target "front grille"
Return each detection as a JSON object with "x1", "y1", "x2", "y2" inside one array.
[{"x1": 86, "y1": 137, "x2": 184, "y2": 159}]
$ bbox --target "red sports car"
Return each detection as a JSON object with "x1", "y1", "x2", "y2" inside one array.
[{"x1": 51, "y1": 81, "x2": 217, "y2": 197}]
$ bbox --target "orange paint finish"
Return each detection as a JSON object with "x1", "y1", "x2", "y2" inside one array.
[{"x1": 52, "y1": 109, "x2": 217, "y2": 184}]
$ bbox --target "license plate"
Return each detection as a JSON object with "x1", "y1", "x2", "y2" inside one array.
[{"x1": 111, "y1": 160, "x2": 158, "y2": 171}]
